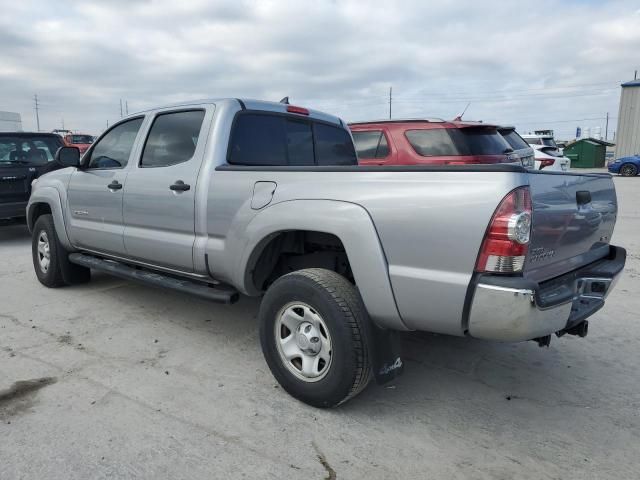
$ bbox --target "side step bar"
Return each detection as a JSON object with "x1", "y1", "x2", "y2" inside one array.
[{"x1": 68, "y1": 253, "x2": 239, "y2": 304}]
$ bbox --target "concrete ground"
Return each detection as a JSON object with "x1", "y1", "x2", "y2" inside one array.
[{"x1": 1, "y1": 171, "x2": 639, "y2": 479}]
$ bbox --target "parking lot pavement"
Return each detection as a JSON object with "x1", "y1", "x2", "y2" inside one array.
[{"x1": 1, "y1": 173, "x2": 639, "y2": 480}]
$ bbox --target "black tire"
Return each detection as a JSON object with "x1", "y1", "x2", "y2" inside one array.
[
  {"x1": 620, "y1": 163, "x2": 638, "y2": 177},
  {"x1": 259, "y1": 268, "x2": 372, "y2": 407},
  {"x1": 32, "y1": 214, "x2": 90, "y2": 287}
]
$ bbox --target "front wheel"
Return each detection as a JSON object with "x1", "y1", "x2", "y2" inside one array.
[
  {"x1": 32, "y1": 214, "x2": 90, "y2": 287},
  {"x1": 620, "y1": 163, "x2": 638, "y2": 177},
  {"x1": 259, "y1": 268, "x2": 372, "y2": 407}
]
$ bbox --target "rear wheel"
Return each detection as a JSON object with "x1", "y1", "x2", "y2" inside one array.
[
  {"x1": 32, "y1": 214, "x2": 90, "y2": 287},
  {"x1": 620, "y1": 163, "x2": 638, "y2": 177},
  {"x1": 259, "y1": 268, "x2": 372, "y2": 407}
]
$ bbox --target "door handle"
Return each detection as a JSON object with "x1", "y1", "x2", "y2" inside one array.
[
  {"x1": 107, "y1": 180, "x2": 122, "y2": 190},
  {"x1": 170, "y1": 180, "x2": 190, "y2": 192}
]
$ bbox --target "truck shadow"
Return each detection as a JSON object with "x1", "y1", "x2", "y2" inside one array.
[
  {"x1": 68, "y1": 274, "x2": 626, "y2": 423},
  {"x1": 348, "y1": 327, "x2": 620, "y2": 415}
]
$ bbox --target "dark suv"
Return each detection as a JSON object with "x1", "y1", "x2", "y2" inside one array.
[
  {"x1": 349, "y1": 119, "x2": 519, "y2": 166},
  {"x1": 0, "y1": 132, "x2": 64, "y2": 221}
]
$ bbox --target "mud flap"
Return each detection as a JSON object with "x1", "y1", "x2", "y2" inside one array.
[{"x1": 369, "y1": 323, "x2": 404, "y2": 385}]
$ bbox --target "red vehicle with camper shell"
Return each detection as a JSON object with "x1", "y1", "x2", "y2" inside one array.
[{"x1": 349, "y1": 119, "x2": 520, "y2": 166}]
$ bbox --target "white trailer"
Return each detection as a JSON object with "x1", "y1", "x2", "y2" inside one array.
[{"x1": 0, "y1": 111, "x2": 23, "y2": 132}]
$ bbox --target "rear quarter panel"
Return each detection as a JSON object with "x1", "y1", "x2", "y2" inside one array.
[{"x1": 205, "y1": 167, "x2": 526, "y2": 335}]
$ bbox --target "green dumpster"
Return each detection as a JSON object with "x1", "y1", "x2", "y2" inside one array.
[{"x1": 563, "y1": 138, "x2": 614, "y2": 168}]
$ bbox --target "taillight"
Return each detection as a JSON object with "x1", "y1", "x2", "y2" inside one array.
[
  {"x1": 286, "y1": 105, "x2": 309, "y2": 115},
  {"x1": 475, "y1": 187, "x2": 532, "y2": 273},
  {"x1": 539, "y1": 158, "x2": 555, "y2": 169}
]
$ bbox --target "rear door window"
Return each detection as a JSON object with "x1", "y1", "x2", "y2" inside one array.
[
  {"x1": 140, "y1": 110, "x2": 205, "y2": 168},
  {"x1": 352, "y1": 130, "x2": 389, "y2": 159},
  {"x1": 314, "y1": 123, "x2": 357, "y2": 165}
]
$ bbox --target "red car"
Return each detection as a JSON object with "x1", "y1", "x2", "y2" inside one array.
[
  {"x1": 63, "y1": 133, "x2": 94, "y2": 155},
  {"x1": 349, "y1": 119, "x2": 518, "y2": 166}
]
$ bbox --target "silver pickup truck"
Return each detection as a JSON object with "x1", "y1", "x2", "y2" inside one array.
[{"x1": 27, "y1": 98, "x2": 625, "y2": 407}]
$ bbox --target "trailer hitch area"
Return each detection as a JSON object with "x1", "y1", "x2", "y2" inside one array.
[{"x1": 557, "y1": 320, "x2": 589, "y2": 338}]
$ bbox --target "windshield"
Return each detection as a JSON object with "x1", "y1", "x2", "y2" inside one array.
[
  {"x1": 0, "y1": 136, "x2": 61, "y2": 166},
  {"x1": 541, "y1": 137, "x2": 557, "y2": 148},
  {"x1": 499, "y1": 129, "x2": 530, "y2": 150},
  {"x1": 70, "y1": 135, "x2": 94, "y2": 144}
]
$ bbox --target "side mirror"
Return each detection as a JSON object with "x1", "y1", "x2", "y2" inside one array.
[{"x1": 55, "y1": 146, "x2": 81, "y2": 168}]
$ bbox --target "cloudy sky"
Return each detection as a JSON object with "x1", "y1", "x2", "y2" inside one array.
[{"x1": 1, "y1": 0, "x2": 639, "y2": 139}]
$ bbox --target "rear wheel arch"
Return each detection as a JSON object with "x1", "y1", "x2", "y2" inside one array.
[
  {"x1": 236, "y1": 200, "x2": 407, "y2": 331},
  {"x1": 245, "y1": 230, "x2": 353, "y2": 294}
]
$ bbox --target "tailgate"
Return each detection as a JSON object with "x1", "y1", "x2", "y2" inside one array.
[{"x1": 525, "y1": 171, "x2": 617, "y2": 282}]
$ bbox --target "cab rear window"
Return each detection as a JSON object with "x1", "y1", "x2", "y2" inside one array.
[
  {"x1": 228, "y1": 113, "x2": 356, "y2": 166},
  {"x1": 406, "y1": 128, "x2": 511, "y2": 157}
]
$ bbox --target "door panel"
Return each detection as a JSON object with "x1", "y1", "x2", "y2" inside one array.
[
  {"x1": 123, "y1": 108, "x2": 211, "y2": 272},
  {"x1": 66, "y1": 117, "x2": 145, "y2": 255},
  {"x1": 67, "y1": 169, "x2": 128, "y2": 254}
]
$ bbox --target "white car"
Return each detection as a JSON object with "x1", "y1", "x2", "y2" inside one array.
[{"x1": 522, "y1": 134, "x2": 571, "y2": 171}]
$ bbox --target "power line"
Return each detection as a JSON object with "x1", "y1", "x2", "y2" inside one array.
[
  {"x1": 510, "y1": 116, "x2": 616, "y2": 125},
  {"x1": 302, "y1": 80, "x2": 621, "y2": 110},
  {"x1": 392, "y1": 89, "x2": 618, "y2": 105},
  {"x1": 393, "y1": 81, "x2": 619, "y2": 100}
]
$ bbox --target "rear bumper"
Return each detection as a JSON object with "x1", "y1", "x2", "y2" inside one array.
[
  {"x1": 0, "y1": 201, "x2": 28, "y2": 220},
  {"x1": 467, "y1": 246, "x2": 626, "y2": 342}
]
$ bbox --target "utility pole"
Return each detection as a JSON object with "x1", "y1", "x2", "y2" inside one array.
[
  {"x1": 61, "y1": 117, "x2": 65, "y2": 130},
  {"x1": 635, "y1": 70, "x2": 638, "y2": 80},
  {"x1": 119, "y1": 99, "x2": 123, "y2": 117},
  {"x1": 605, "y1": 112, "x2": 609, "y2": 140},
  {"x1": 125, "y1": 100, "x2": 129, "y2": 115},
  {"x1": 34, "y1": 94, "x2": 41, "y2": 132},
  {"x1": 388, "y1": 86, "x2": 392, "y2": 119}
]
